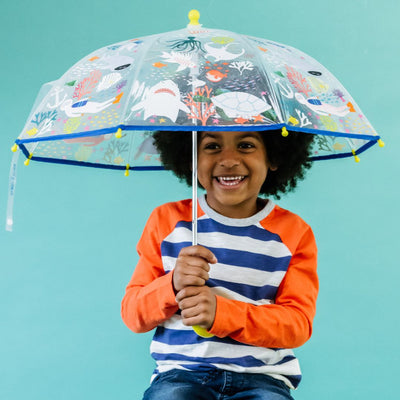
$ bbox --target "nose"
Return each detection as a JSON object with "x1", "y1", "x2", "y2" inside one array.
[{"x1": 218, "y1": 147, "x2": 240, "y2": 168}]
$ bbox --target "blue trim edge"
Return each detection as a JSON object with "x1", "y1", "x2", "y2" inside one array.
[
  {"x1": 15, "y1": 123, "x2": 381, "y2": 145},
  {"x1": 18, "y1": 144, "x2": 164, "y2": 171}
]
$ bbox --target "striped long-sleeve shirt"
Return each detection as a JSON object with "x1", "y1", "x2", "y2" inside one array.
[{"x1": 121, "y1": 195, "x2": 318, "y2": 389}]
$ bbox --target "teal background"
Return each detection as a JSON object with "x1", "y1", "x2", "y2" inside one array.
[{"x1": 0, "y1": 0, "x2": 398, "y2": 399}]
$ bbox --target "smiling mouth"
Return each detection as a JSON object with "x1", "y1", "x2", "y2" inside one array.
[{"x1": 215, "y1": 176, "x2": 246, "y2": 186}]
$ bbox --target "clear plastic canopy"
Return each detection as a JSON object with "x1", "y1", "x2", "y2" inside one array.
[{"x1": 14, "y1": 20, "x2": 382, "y2": 172}]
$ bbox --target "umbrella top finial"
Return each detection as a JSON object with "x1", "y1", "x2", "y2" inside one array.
[{"x1": 188, "y1": 9, "x2": 200, "y2": 26}]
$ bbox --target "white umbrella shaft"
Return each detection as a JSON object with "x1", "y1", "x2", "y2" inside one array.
[{"x1": 192, "y1": 130, "x2": 198, "y2": 245}]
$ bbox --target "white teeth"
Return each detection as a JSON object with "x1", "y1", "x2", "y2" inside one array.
[{"x1": 217, "y1": 176, "x2": 245, "y2": 186}]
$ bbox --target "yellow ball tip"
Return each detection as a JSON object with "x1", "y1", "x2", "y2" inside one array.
[
  {"x1": 116, "y1": 128, "x2": 122, "y2": 139},
  {"x1": 281, "y1": 127, "x2": 289, "y2": 137},
  {"x1": 378, "y1": 139, "x2": 385, "y2": 148},
  {"x1": 188, "y1": 9, "x2": 200, "y2": 25},
  {"x1": 193, "y1": 325, "x2": 214, "y2": 338},
  {"x1": 11, "y1": 144, "x2": 18, "y2": 152}
]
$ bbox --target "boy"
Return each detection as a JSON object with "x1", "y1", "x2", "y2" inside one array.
[{"x1": 121, "y1": 129, "x2": 318, "y2": 400}]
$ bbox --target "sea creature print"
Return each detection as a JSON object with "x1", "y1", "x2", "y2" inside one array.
[
  {"x1": 60, "y1": 93, "x2": 123, "y2": 118},
  {"x1": 205, "y1": 69, "x2": 228, "y2": 83},
  {"x1": 134, "y1": 136, "x2": 159, "y2": 160},
  {"x1": 167, "y1": 36, "x2": 205, "y2": 53},
  {"x1": 130, "y1": 80, "x2": 190, "y2": 122},
  {"x1": 161, "y1": 51, "x2": 197, "y2": 72},
  {"x1": 295, "y1": 93, "x2": 350, "y2": 117},
  {"x1": 152, "y1": 62, "x2": 167, "y2": 68},
  {"x1": 186, "y1": 77, "x2": 206, "y2": 88},
  {"x1": 211, "y1": 92, "x2": 271, "y2": 119},
  {"x1": 96, "y1": 72, "x2": 122, "y2": 91},
  {"x1": 204, "y1": 42, "x2": 245, "y2": 62}
]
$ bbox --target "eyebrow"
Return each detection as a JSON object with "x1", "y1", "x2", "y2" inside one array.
[{"x1": 200, "y1": 132, "x2": 262, "y2": 141}]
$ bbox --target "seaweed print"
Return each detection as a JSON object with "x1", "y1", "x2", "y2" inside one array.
[
  {"x1": 73, "y1": 70, "x2": 102, "y2": 101},
  {"x1": 31, "y1": 110, "x2": 58, "y2": 135},
  {"x1": 184, "y1": 85, "x2": 216, "y2": 126},
  {"x1": 103, "y1": 138, "x2": 129, "y2": 164},
  {"x1": 314, "y1": 135, "x2": 347, "y2": 153},
  {"x1": 285, "y1": 65, "x2": 312, "y2": 96}
]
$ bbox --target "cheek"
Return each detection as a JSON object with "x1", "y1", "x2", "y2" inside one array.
[{"x1": 196, "y1": 166, "x2": 210, "y2": 189}]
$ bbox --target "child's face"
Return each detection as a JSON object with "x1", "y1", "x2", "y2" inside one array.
[{"x1": 197, "y1": 131, "x2": 277, "y2": 218}]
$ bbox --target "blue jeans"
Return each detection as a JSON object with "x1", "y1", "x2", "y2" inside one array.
[{"x1": 142, "y1": 369, "x2": 294, "y2": 400}]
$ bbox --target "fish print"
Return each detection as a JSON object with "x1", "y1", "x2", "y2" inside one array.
[
  {"x1": 205, "y1": 69, "x2": 227, "y2": 83},
  {"x1": 161, "y1": 51, "x2": 196, "y2": 72}
]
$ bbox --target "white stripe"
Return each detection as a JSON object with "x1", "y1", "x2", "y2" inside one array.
[
  {"x1": 151, "y1": 339, "x2": 294, "y2": 365},
  {"x1": 161, "y1": 256, "x2": 175, "y2": 272},
  {"x1": 160, "y1": 314, "x2": 192, "y2": 330},
  {"x1": 165, "y1": 226, "x2": 291, "y2": 259},
  {"x1": 209, "y1": 263, "x2": 285, "y2": 287}
]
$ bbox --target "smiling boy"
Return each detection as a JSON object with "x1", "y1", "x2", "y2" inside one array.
[{"x1": 121, "y1": 129, "x2": 318, "y2": 400}]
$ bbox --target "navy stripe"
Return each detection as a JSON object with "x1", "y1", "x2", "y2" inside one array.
[
  {"x1": 161, "y1": 241, "x2": 291, "y2": 273},
  {"x1": 176, "y1": 219, "x2": 282, "y2": 243},
  {"x1": 208, "y1": 278, "x2": 278, "y2": 301},
  {"x1": 271, "y1": 355, "x2": 296, "y2": 366},
  {"x1": 151, "y1": 352, "x2": 266, "y2": 368},
  {"x1": 153, "y1": 327, "x2": 253, "y2": 347},
  {"x1": 286, "y1": 375, "x2": 302, "y2": 388}
]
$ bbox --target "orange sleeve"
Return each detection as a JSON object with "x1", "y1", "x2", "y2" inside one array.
[
  {"x1": 209, "y1": 211, "x2": 318, "y2": 349},
  {"x1": 121, "y1": 206, "x2": 179, "y2": 333}
]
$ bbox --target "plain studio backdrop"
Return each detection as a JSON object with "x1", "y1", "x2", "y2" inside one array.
[{"x1": 0, "y1": 1, "x2": 399, "y2": 399}]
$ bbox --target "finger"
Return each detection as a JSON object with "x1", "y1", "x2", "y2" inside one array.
[
  {"x1": 181, "y1": 313, "x2": 213, "y2": 329},
  {"x1": 183, "y1": 265, "x2": 210, "y2": 280},
  {"x1": 178, "y1": 274, "x2": 207, "y2": 288},
  {"x1": 175, "y1": 286, "x2": 203, "y2": 302},
  {"x1": 179, "y1": 245, "x2": 218, "y2": 264},
  {"x1": 177, "y1": 294, "x2": 201, "y2": 310}
]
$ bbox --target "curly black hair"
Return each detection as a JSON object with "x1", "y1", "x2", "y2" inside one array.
[{"x1": 152, "y1": 129, "x2": 314, "y2": 199}]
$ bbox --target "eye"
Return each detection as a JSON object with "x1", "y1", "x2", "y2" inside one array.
[
  {"x1": 238, "y1": 141, "x2": 256, "y2": 150},
  {"x1": 202, "y1": 142, "x2": 220, "y2": 151}
]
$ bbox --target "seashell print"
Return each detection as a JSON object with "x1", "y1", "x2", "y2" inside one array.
[{"x1": 96, "y1": 72, "x2": 122, "y2": 92}]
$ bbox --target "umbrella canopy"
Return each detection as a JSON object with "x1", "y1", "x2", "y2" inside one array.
[{"x1": 12, "y1": 10, "x2": 382, "y2": 174}]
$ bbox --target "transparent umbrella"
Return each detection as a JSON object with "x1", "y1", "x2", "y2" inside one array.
[{"x1": 7, "y1": 9, "x2": 383, "y2": 334}]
